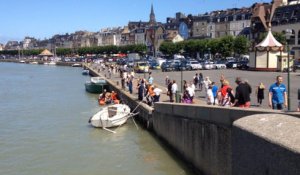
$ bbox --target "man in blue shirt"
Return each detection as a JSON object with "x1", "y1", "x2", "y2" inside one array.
[
  {"x1": 211, "y1": 82, "x2": 218, "y2": 105},
  {"x1": 268, "y1": 75, "x2": 287, "y2": 110}
]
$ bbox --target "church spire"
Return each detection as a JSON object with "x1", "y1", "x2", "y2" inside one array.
[{"x1": 149, "y1": 4, "x2": 156, "y2": 26}]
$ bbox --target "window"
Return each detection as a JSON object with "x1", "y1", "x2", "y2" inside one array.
[{"x1": 289, "y1": 29, "x2": 296, "y2": 45}]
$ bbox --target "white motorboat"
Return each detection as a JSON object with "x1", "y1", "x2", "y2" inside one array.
[
  {"x1": 30, "y1": 61, "x2": 38, "y2": 64},
  {"x1": 72, "y1": 63, "x2": 81, "y2": 67},
  {"x1": 88, "y1": 104, "x2": 138, "y2": 132},
  {"x1": 48, "y1": 61, "x2": 56, "y2": 65}
]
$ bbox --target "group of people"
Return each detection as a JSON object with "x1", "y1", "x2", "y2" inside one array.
[
  {"x1": 98, "y1": 89, "x2": 119, "y2": 105},
  {"x1": 137, "y1": 75, "x2": 162, "y2": 106},
  {"x1": 199, "y1": 74, "x2": 298, "y2": 111}
]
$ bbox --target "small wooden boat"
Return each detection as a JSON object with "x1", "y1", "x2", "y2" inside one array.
[{"x1": 88, "y1": 104, "x2": 138, "y2": 133}]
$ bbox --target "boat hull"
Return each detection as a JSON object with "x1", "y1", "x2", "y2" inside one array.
[
  {"x1": 82, "y1": 70, "x2": 89, "y2": 75},
  {"x1": 85, "y1": 82, "x2": 108, "y2": 93},
  {"x1": 85, "y1": 77, "x2": 108, "y2": 93},
  {"x1": 89, "y1": 104, "x2": 131, "y2": 128}
]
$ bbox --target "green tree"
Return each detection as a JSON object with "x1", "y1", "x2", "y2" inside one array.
[
  {"x1": 218, "y1": 35, "x2": 234, "y2": 57},
  {"x1": 207, "y1": 38, "x2": 220, "y2": 58},
  {"x1": 159, "y1": 41, "x2": 181, "y2": 56},
  {"x1": 234, "y1": 36, "x2": 250, "y2": 55},
  {"x1": 183, "y1": 40, "x2": 198, "y2": 56}
]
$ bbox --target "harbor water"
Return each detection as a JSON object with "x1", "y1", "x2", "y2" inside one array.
[{"x1": 0, "y1": 63, "x2": 195, "y2": 175}]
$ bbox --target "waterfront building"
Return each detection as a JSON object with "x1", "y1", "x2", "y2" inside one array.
[
  {"x1": 0, "y1": 44, "x2": 3, "y2": 51},
  {"x1": 4, "y1": 41, "x2": 20, "y2": 50},
  {"x1": 134, "y1": 28, "x2": 146, "y2": 45},
  {"x1": 229, "y1": 8, "x2": 252, "y2": 38},
  {"x1": 271, "y1": 0, "x2": 300, "y2": 62},
  {"x1": 98, "y1": 27, "x2": 122, "y2": 46},
  {"x1": 250, "y1": 0, "x2": 283, "y2": 42},
  {"x1": 145, "y1": 25, "x2": 164, "y2": 56},
  {"x1": 192, "y1": 14, "x2": 210, "y2": 38},
  {"x1": 22, "y1": 37, "x2": 37, "y2": 49},
  {"x1": 164, "y1": 22, "x2": 180, "y2": 41}
]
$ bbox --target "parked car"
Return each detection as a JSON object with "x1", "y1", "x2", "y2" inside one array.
[
  {"x1": 174, "y1": 62, "x2": 189, "y2": 71},
  {"x1": 186, "y1": 60, "x2": 202, "y2": 70},
  {"x1": 237, "y1": 61, "x2": 249, "y2": 70},
  {"x1": 161, "y1": 61, "x2": 175, "y2": 72},
  {"x1": 213, "y1": 61, "x2": 227, "y2": 69},
  {"x1": 226, "y1": 61, "x2": 238, "y2": 69},
  {"x1": 202, "y1": 61, "x2": 214, "y2": 70},
  {"x1": 149, "y1": 62, "x2": 161, "y2": 70},
  {"x1": 133, "y1": 62, "x2": 149, "y2": 73},
  {"x1": 126, "y1": 60, "x2": 134, "y2": 67}
]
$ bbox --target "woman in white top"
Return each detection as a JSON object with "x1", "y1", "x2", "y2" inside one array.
[
  {"x1": 203, "y1": 76, "x2": 212, "y2": 92},
  {"x1": 206, "y1": 85, "x2": 214, "y2": 105}
]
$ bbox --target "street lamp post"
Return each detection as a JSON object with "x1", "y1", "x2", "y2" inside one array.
[
  {"x1": 143, "y1": 51, "x2": 146, "y2": 78},
  {"x1": 179, "y1": 49, "x2": 184, "y2": 92},
  {"x1": 285, "y1": 29, "x2": 293, "y2": 111}
]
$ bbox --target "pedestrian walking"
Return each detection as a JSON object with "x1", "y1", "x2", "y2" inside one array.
[
  {"x1": 211, "y1": 82, "x2": 219, "y2": 105},
  {"x1": 138, "y1": 79, "x2": 145, "y2": 101},
  {"x1": 128, "y1": 77, "x2": 133, "y2": 94},
  {"x1": 193, "y1": 73, "x2": 199, "y2": 87},
  {"x1": 198, "y1": 73, "x2": 203, "y2": 91},
  {"x1": 203, "y1": 76, "x2": 212, "y2": 92},
  {"x1": 256, "y1": 82, "x2": 265, "y2": 106},
  {"x1": 165, "y1": 76, "x2": 170, "y2": 86},
  {"x1": 232, "y1": 77, "x2": 251, "y2": 108},
  {"x1": 268, "y1": 75, "x2": 287, "y2": 110},
  {"x1": 148, "y1": 75, "x2": 154, "y2": 85},
  {"x1": 167, "y1": 80, "x2": 173, "y2": 102},
  {"x1": 206, "y1": 84, "x2": 214, "y2": 105},
  {"x1": 171, "y1": 80, "x2": 178, "y2": 102},
  {"x1": 183, "y1": 80, "x2": 188, "y2": 91},
  {"x1": 219, "y1": 80, "x2": 233, "y2": 107}
]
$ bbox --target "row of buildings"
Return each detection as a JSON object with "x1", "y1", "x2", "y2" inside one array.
[{"x1": 2, "y1": 0, "x2": 300, "y2": 58}]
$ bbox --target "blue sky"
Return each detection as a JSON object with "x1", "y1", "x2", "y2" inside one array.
[{"x1": 0, "y1": 0, "x2": 269, "y2": 43}]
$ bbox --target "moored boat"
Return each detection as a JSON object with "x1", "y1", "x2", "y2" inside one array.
[
  {"x1": 82, "y1": 69, "x2": 89, "y2": 75},
  {"x1": 88, "y1": 104, "x2": 132, "y2": 128},
  {"x1": 48, "y1": 61, "x2": 56, "y2": 65},
  {"x1": 85, "y1": 77, "x2": 108, "y2": 93},
  {"x1": 72, "y1": 63, "x2": 81, "y2": 67}
]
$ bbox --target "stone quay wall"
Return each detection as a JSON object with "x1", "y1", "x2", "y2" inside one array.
[{"x1": 153, "y1": 103, "x2": 300, "y2": 175}]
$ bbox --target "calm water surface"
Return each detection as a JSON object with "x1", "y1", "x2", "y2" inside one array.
[{"x1": 0, "y1": 63, "x2": 194, "y2": 175}]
